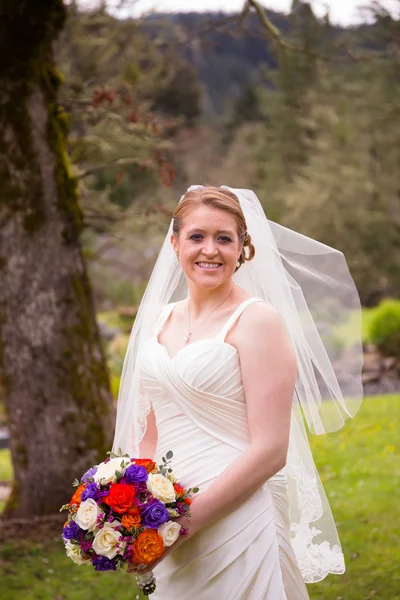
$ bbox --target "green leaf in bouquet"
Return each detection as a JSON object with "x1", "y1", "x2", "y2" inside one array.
[
  {"x1": 115, "y1": 469, "x2": 122, "y2": 479},
  {"x1": 59, "y1": 503, "x2": 71, "y2": 512},
  {"x1": 166, "y1": 450, "x2": 173, "y2": 459},
  {"x1": 192, "y1": 487, "x2": 199, "y2": 493},
  {"x1": 72, "y1": 478, "x2": 80, "y2": 487},
  {"x1": 168, "y1": 468, "x2": 172, "y2": 472}
]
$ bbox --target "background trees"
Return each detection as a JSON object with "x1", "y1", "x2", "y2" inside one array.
[{"x1": 1, "y1": 0, "x2": 399, "y2": 520}]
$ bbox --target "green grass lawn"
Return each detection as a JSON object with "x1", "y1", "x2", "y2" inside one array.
[
  {"x1": 308, "y1": 394, "x2": 400, "y2": 599},
  {"x1": 1, "y1": 394, "x2": 399, "y2": 599}
]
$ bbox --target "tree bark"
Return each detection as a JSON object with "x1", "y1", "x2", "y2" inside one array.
[{"x1": 0, "y1": 1, "x2": 115, "y2": 517}]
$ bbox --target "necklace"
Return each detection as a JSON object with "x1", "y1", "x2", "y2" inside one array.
[{"x1": 183, "y1": 284, "x2": 235, "y2": 344}]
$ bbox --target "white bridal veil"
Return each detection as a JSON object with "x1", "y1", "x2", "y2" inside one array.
[{"x1": 112, "y1": 185, "x2": 364, "y2": 582}]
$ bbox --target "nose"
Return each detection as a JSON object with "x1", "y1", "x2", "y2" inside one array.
[{"x1": 201, "y1": 237, "x2": 218, "y2": 257}]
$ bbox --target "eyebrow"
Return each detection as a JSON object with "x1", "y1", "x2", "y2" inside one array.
[{"x1": 186, "y1": 228, "x2": 235, "y2": 236}]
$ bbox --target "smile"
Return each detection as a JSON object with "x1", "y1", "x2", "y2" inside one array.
[{"x1": 196, "y1": 262, "x2": 222, "y2": 270}]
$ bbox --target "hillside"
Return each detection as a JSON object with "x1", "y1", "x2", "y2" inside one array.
[{"x1": 141, "y1": 8, "x2": 357, "y2": 116}]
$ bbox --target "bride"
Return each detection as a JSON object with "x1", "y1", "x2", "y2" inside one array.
[{"x1": 112, "y1": 185, "x2": 364, "y2": 599}]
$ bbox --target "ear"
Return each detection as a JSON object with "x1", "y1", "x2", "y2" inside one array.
[{"x1": 170, "y1": 233, "x2": 178, "y2": 254}]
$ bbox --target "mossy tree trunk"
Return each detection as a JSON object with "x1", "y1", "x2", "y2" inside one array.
[{"x1": 0, "y1": 1, "x2": 115, "y2": 517}]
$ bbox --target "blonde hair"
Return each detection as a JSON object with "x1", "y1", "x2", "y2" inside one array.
[{"x1": 172, "y1": 186, "x2": 255, "y2": 271}]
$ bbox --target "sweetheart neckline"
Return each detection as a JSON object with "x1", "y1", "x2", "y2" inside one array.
[{"x1": 154, "y1": 337, "x2": 239, "y2": 362}]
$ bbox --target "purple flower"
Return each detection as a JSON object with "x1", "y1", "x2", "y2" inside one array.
[
  {"x1": 62, "y1": 520, "x2": 84, "y2": 541},
  {"x1": 125, "y1": 464, "x2": 148, "y2": 484},
  {"x1": 176, "y1": 502, "x2": 185, "y2": 516},
  {"x1": 82, "y1": 466, "x2": 98, "y2": 482},
  {"x1": 135, "y1": 481, "x2": 149, "y2": 495},
  {"x1": 91, "y1": 555, "x2": 118, "y2": 571},
  {"x1": 141, "y1": 499, "x2": 169, "y2": 529},
  {"x1": 81, "y1": 482, "x2": 102, "y2": 502},
  {"x1": 81, "y1": 539, "x2": 93, "y2": 552}
]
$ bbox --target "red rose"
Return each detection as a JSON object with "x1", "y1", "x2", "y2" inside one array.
[
  {"x1": 183, "y1": 497, "x2": 192, "y2": 505},
  {"x1": 103, "y1": 483, "x2": 136, "y2": 514},
  {"x1": 131, "y1": 458, "x2": 156, "y2": 473},
  {"x1": 173, "y1": 483, "x2": 184, "y2": 496}
]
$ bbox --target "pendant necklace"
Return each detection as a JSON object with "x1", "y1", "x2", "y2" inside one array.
[{"x1": 184, "y1": 284, "x2": 235, "y2": 344}]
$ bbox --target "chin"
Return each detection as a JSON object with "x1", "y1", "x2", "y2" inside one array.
[{"x1": 189, "y1": 270, "x2": 233, "y2": 289}]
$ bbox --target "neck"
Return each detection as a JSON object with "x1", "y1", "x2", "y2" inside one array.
[{"x1": 187, "y1": 279, "x2": 234, "y2": 318}]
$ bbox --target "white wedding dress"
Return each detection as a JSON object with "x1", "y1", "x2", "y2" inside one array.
[{"x1": 139, "y1": 297, "x2": 311, "y2": 599}]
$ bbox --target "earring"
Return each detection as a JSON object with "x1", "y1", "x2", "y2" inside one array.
[{"x1": 176, "y1": 251, "x2": 180, "y2": 261}]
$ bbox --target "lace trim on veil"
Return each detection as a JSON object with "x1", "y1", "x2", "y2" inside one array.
[{"x1": 286, "y1": 438, "x2": 345, "y2": 583}]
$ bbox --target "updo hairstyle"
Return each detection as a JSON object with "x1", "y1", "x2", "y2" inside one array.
[{"x1": 172, "y1": 186, "x2": 255, "y2": 272}]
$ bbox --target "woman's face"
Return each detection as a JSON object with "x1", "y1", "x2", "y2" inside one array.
[{"x1": 171, "y1": 204, "x2": 242, "y2": 289}]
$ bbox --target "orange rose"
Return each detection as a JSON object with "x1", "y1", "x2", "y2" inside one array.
[
  {"x1": 183, "y1": 497, "x2": 192, "y2": 505},
  {"x1": 131, "y1": 458, "x2": 156, "y2": 473},
  {"x1": 104, "y1": 483, "x2": 136, "y2": 514},
  {"x1": 121, "y1": 512, "x2": 141, "y2": 530},
  {"x1": 131, "y1": 529, "x2": 164, "y2": 566},
  {"x1": 69, "y1": 484, "x2": 86, "y2": 508},
  {"x1": 173, "y1": 483, "x2": 184, "y2": 496}
]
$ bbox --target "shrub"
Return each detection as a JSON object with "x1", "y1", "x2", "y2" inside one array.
[{"x1": 368, "y1": 299, "x2": 400, "y2": 358}]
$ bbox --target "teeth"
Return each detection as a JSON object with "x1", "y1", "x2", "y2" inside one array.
[{"x1": 198, "y1": 263, "x2": 220, "y2": 269}]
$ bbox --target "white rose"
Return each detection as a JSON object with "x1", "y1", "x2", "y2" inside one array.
[
  {"x1": 92, "y1": 521, "x2": 124, "y2": 559},
  {"x1": 158, "y1": 521, "x2": 181, "y2": 547},
  {"x1": 75, "y1": 499, "x2": 101, "y2": 531},
  {"x1": 65, "y1": 540, "x2": 90, "y2": 566},
  {"x1": 147, "y1": 473, "x2": 176, "y2": 503},
  {"x1": 94, "y1": 457, "x2": 130, "y2": 485}
]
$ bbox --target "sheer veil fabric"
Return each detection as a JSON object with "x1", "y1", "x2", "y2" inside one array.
[{"x1": 112, "y1": 186, "x2": 364, "y2": 583}]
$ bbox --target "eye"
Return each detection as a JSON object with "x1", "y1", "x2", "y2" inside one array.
[
  {"x1": 189, "y1": 233, "x2": 203, "y2": 241},
  {"x1": 219, "y1": 236, "x2": 232, "y2": 243}
]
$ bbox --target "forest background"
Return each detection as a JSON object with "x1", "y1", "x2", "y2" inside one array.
[{"x1": 0, "y1": 1, "x2": 399, "y2": 599}]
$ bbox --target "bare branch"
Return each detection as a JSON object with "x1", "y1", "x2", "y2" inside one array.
[{"x1": 247, "y1": 0, "x2": 393, "y2": 62}]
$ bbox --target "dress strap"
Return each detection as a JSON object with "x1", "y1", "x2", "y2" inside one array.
[
  {"x1": 152, "y1": 302, "x2": 176, "y2": 338},
  {"x1": 216, "y1": 297, "x2": 264, "y2": 341}
]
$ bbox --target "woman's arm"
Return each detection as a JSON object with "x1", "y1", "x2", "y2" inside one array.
[
  {"x1": 138, "y1": 404, "x2": 158, "y2": 460},
  {"x1": 187, "y1": 302, "x2": 297, "y2": 537}
]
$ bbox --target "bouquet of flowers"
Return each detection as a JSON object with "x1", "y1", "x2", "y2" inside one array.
[{"x1": 60, "y1": 449, "x2": 198, "y2": 596}]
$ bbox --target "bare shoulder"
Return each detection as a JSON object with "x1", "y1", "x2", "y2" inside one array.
[
  {"x1": 233, "y1": 301, "x2": 296, "y2": 362},
  {"x1": 239, "y1": 300, "x2": 285, "y2": 333}
]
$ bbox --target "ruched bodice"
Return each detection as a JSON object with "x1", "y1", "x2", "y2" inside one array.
[
  {"x1": 139, "y1": 298, "x2": 310, "y2": 600},
  {"x1": 139, "y1": 300, "x2": 255, "y2": 491}
]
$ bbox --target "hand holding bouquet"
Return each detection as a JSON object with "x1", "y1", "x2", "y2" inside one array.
[{"x1": 60, "y1": 449, "x2": 198, "y2": 596}]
